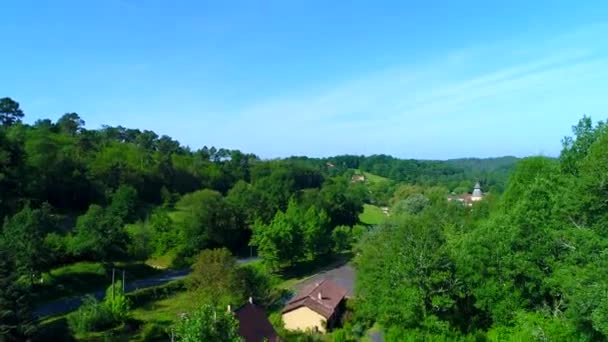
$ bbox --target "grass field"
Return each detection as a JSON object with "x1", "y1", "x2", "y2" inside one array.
[
  {"x1": 361, "y1": 171, "x2": 390, "y2": 184},
  {"x1": 359, "y1": 204, "x2": 386, "y2": 225},
  {"x1": 131, "y1": 290, "x2": 197, "y2": 325}
]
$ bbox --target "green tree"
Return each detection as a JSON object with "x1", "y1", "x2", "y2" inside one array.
[
  {"x1": 0, "y1": 130, "x2": 24, "y2": 219},
  {"x1": 250, "y1": 210, "x2": 303, "y2": 270},
  {"x1": 0, "y1": 243, "x2": 35, "y2": 340},
  {"x1": 392, "y1": 193, "x2": 430, "y2": 215},
  {"x1": 70, "y1": 204, "x2": 128, "y2": 260},
  {"x1": 319, "y1": 177, "x2": 365, "y2": 227},
  {"x1": 173, "y1": 305, "x2": 243, "y2": 342},
  {"x1": 302, "y1": 206, "x2": 331, "y2": 259},
  {"x1": 176, "y1": 189, "x2": 244, "y2": 256},
  {"x1": 149, "y1": 209, "x2": 177, "y2": 255},
  {"x1": 108, "y1": 185, "x2": 139, "y2": 223},
  {"x1": 331, "y1": 225, "x2": 352, "y2": 252},
  {"x1": 187, "y1": 248, "x2": 244, "y2": 306},
  {"x1": 1, "y1": 204, "x2": 54, "y2": 282},
  {"x1": 0, "y1": 97, "x2": 24, "y2": 126},
  {"x1": 356, "y1": 214, "x2": 457, "y2": 331},
  {"x1": 56, "y1": 112, "x2": 85, "y2": 135},
  {"x1": 560, "y1": 116, "x2": 607, "y2": 176}
]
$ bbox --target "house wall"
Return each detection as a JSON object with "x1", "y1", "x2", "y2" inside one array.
[{"x1": 282, "y1": 307, "x2": 327, "y2": 333}]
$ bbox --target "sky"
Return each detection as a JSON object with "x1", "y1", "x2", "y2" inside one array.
[{"x1": 1, "y1": 0, "x2": 608, "y2": 159}]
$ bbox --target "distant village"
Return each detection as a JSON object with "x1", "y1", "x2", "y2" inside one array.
[{"x1": 448, "y1": 182, "x2": 485, "y2": 206}]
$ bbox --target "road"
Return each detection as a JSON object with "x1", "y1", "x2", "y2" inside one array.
[{"x1": 34, "y1": 257, "x2": 259, "y2": 318}]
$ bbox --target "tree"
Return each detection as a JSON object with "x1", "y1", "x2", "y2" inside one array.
[
  {"x1": 392, "y1": 193, "x2": 430, "y2": 215},
  {"x1": 187, "y1": 248, "x2": 244, "y2": 306},
  {"x1": 560, "y1": 116, "x2": 607, "y2": 176},
  {"x1": 173, "y1": 305, "x2": 243, "y2": 342},
  {"x1": 108, "y1": 185, "x2": 138, "y2": 223},
  {"x1": 1, "y1": 204, "x2": 54, "y2": 281},
  {"x1": 176, "y1": 189, "x2": 244, "y2": 256},
  {"x1": 0, "y1": 242, "x2": 35, "y2": 340},
  {"x1": 356, "y1": 214, "x2": 458, "y2": 331},
  {"x1": 0, "y1": 97, "x2": 24, "y2": 126},
  {"x1": 302, "y1": 206, "x2": 331, "y2": 259},
  {"x1": 250, "y1": 209, "x2": 303, "y2": 270},
  {"x1": 56, "y1": 112, "x2": 85, "y2": 135},
  {"x1": 70, "y1": 204, "x2": 128, "y2": 260},
  {"x1": 0, "y1": 130, "x2": 24, "y2": 220},
  {"x1": 319, "y1": 177, "x2": 365, "y2": 227},
  {"x1": 149, "y1": 209, "x2": 177, "y2": 255},
  {"x1": 331, "y1": 225, "x2": 352, "y2": 252}
]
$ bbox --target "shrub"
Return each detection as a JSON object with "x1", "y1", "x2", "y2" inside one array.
[
  {"x1": 67, "y1": 296, "x2": 115, "y2": 334},
  {"x1": 173, "y1": 304, "x2": 243, "y2": 341},
  {"x1": 139, "y1": 323, "x2": 167, "y2": 342},
  {"x1": 105, "y1": 281, "x2": 131, "y2": 321}
]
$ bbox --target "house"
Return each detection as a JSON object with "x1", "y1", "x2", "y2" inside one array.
[
  {"x1": 351, "y1": 174, "x2": 365, "y2": 183},
  {"x1": 471, "y1": 182, "x2": 483, "y2": 202},
  {"x1": 282, "y1": 279, "x2": 348, "y2": 333},
  {"x1": 448, "y1": 182, "x2": 484, "y2": 206},
  {"x1": 233, "y1": 298, "x2": 278, "y2": 342}
]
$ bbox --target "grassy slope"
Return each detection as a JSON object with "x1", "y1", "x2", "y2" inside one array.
[
  {"x1": 131, "y1": 290, "x2": 197, "y2": 325},
  {"x1": 359, "y1": 204, "x2": 385, "y2": 225},
  {"x1": 361, "y1": 171, "x2": 389, "y2": 184}
]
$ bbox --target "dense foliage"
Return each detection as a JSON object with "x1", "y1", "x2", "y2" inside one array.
[
  {"x1": 67, "y1": 282, "x2": 131, "y2": 334},
  {"x1": 173, "y1": 305, "x2": 243, "y2": 342},
  {"x1": 354, "y1": 116, "x2": 608, "y2": 340},
  {"x1": 0, "y1": 98, "x2": 552, "y2": 340}
]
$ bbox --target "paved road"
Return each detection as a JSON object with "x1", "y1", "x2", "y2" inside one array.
[{"x1": 34, "y1": 257, "x2": 259, "y2": 318}]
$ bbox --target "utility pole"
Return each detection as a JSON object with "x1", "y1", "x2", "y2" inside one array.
[
  {"x1": 122, "y1": 269, "x2": 125, "y2": 292},
  {"x1": 112, "y1": 268, "x2": 115, "y2": 300}
]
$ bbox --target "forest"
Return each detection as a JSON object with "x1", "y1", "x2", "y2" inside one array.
[{"x1": 2, "y1": 96, "x2": 606, "y2": 341}]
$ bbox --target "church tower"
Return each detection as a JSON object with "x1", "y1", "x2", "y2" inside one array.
[{"x1": 471, "y1": 182, "x2": 483, "y2": 201}]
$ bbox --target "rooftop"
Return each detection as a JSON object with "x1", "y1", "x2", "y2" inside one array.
[
  {"x1": 234, "y1": 301, "x2": 278, "y2": 342},
  {"x1": 283, "y1": 279, "x2": 348, "y2": 319}
]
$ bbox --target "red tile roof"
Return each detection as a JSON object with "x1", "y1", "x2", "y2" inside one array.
[
  {"x1": 282, "y1": 279, "x2": 347, "y2": 319},
  {"x1": 234, "y1": 302, "x2": 278, "y2": 342}
]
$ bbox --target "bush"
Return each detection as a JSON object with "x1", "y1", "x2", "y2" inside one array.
[
  {"x1": 139, "y1": 323, "x2": 168, "y2": 342},
  {"x1": 67, "y1": 296, "x2": 115, "y2": 334},
  {"x1": 105, "y1": 281, "x2": 131, "y2": 321}
]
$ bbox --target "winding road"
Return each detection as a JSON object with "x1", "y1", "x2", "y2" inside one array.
[{"x1": 34, "y1": 257, "x2": 259, "y2": 318}]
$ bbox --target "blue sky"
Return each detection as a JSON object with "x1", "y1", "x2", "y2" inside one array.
[{"x1": 2, "y1": 0, "x2": 607, "y2": 159}]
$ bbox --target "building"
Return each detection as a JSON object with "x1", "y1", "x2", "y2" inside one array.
[
  {"x1": 282, "y1": 279, "x2": 348, "y2": 333},
  {"x1": 351, "y1": 174, "x2": 365, "y2": 182},
  {"x1": 448, "y1": 182, "x2": 484, "y2": 206},
  {"x1": 471, "y1": 182, "x2": 483, "y2": 202},
  {"x1": 233, "y1": 298, "x2": 278, "y2": 342}
]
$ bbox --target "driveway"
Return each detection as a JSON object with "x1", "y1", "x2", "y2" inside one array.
[
  {"x1": 34, "y1": 257, "x2": 259, "y2": 318},
  {"x1": 292, "y1": 264, "x2": 355, "y2": 297}
]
